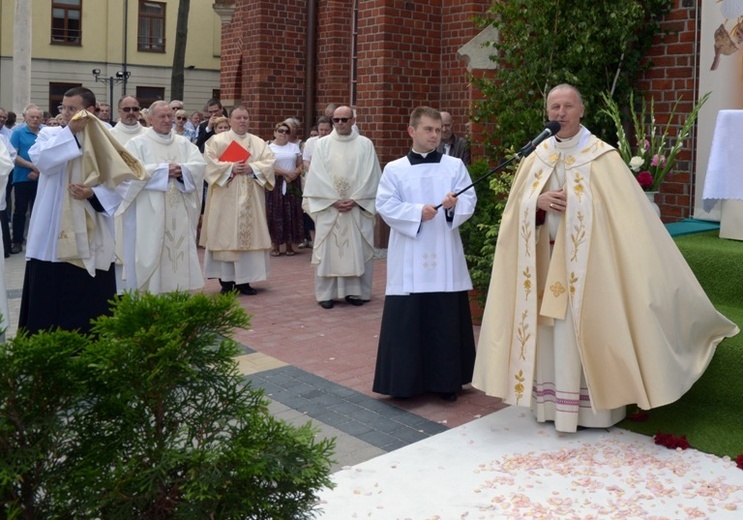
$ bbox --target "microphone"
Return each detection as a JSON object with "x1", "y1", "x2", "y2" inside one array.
[
  {"x1": 432, "y1": 121, "x2": 562, "y2": 210},
  {"x1": 518, "y1": 120, "x2": 561, "y2": 158}
]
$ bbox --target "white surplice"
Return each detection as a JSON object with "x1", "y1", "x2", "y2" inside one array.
[
  {"x1": 0, "y1": 137, "x2": 13, "y2": 335},
  {"x1": 376, "y1": 152, "x2": 475, "y2": 295},
  {"x1": 28, "y1": 126, "x2": 124, "y2": 268}
]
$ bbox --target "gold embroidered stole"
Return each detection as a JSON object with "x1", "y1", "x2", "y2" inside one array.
[{"x1": 505, "y1": 134, "x2": 611, "y2": 406}]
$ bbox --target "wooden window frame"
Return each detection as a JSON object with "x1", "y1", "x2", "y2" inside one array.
[
  {"x1": 138, "y1": 0, "x2": 166, "y2": 53},
  {"x1": 51, "y1": 0, "x2": 82, "y2": 46},
  {"x1": 136, "y1": 86, "x2": 165, "y2": 109}
]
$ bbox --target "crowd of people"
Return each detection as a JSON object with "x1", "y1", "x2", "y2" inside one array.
[{"x1": 1, "y1": 83, "x2": 735, "y2": 427}]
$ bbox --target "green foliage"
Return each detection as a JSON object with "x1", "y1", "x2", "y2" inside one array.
[
  {"x1": 474, "y1": 0, "x2": 673, "y2": 153},
  {"x1": 460, "y1": 157, "x2": 516, "y2": 303},
  {"x1": 466, "y1": 0, "x2": 674, "y2": 291},
  {"x1": 0, "y1": 331, "x2": 91, "y2": 518},
  {"x1": 1, "y1": 292, "x2": 335, "y2": 519}
]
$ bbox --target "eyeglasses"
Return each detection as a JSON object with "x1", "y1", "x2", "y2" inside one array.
[
  {"x1": 176, "y1": 116, "x2": 188, "y2": 120},
  {"x1": 121, "y1": 106, "x2": 141, "y2": 113},
  {"x1": 276, "y1": 128, "x2": 289, "y2": 134},
  {"x1": 332, "y1": 117, "x2": 351, "y2": 123}
]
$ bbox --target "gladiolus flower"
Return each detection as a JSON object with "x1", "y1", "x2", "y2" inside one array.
[
  {"x1": 629, "y1": 156, "x2": 645, "y2": 172},
  {"x1": 651, "y1": 154, "x2": 666, "y2": 168}
]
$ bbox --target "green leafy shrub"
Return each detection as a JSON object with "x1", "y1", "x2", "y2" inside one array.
[
  {"x1": 460, "y1": 158, "x2": 516, "y2": 306},
  {"x1": 1, "y1": 330, "x2": 90, "y2": 519},
  {"x1": 1, "y1": 292, "x2": 335, "y2": 519}
]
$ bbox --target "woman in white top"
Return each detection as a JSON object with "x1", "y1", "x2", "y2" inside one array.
[{"x1": 266, "y1": 122, "x2": 304, "y2": 256}]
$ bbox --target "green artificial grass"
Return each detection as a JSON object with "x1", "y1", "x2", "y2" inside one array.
[
  {"x1": 673, "y1": 231, "x2": 743, "y2": 307},
  {"x1": 618, "y1": 232, "x2": 743, "y2": 460}
]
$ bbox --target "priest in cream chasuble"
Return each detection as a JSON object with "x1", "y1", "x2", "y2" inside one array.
[
  {"x1": 302, "y1": 106, "x2": 382, "y2": 304},
  {"x1": 472, "y1": 84, "x2": 738, "y2": 433},
  {"x1": 201, "y1": 106, "x2": 275, "y2": 292},
  {"x1": 120, "y1": 101, "x2": 206, "y2": 293}
]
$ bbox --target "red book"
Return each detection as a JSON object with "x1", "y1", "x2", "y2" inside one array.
[{"x1": 219, "y1": 141, "x2": 251, "y2": 162}]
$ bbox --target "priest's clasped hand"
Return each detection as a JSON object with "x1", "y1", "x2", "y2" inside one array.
[
  {"x1": 168, "y1": 163, "x2": 183, "y2": 178},
  {"x1": 68, "y1": 183, "x2": 94, "y2": 200},
  {"x1": 231, "y1": 161, "x2": 252, "y2": 177},
  {"x1": 538, "y1": 189, "x2": 566, "y2": 213},
  {"x1": 333, "y1": 199, "x2": 356, "y2": 213}
]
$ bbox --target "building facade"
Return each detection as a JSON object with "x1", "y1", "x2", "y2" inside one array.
[
  {"x1": 0, "y1": 0, "x2": 221, "y2": 117},
  {"x1": 215, "y1": 0, "x2": 727, "y2": 222}
]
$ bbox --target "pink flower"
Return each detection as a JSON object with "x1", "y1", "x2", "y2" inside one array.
[
  {"x1": 651, "y1": 154, "x2": 666, "y2": 168},
  {"x1": 636, "y1": 171, "x2": 654, "y2": 189}
]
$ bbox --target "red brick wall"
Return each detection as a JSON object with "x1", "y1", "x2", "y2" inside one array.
[
  {"x1": 440, "y1": 2, "x2": 491, "y2": 155},
  {"x1": 636, "y1": 0, "x2": 700, "y2": 222},
  {"x1": 315, "y1": 0, "x2": 354, "y2": 122},
  {"x1": 218, "y1": 0, "x2": 490, "y2": 160}
]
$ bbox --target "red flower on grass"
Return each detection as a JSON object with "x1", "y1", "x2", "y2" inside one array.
[
  {"x1": 736, "y1": 454, "x2": 743, "y2": 470},
  {"x1": 654, "y1": 431, "x2": 690, "y2": 450},
  {"x1": 628, "y1": 410, "x2": 649, "y2": 422}
]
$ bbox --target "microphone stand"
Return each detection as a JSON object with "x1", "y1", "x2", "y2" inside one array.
[
  {"x1": 434, "y1": 121, "x2": 560, "y2": 210},
  {"x1": 432, "y1": 152, "x2": 520, "y2": 211}
]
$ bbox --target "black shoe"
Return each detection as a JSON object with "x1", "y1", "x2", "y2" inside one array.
[
  {"x1": 10, "y1": 244, "x2": 21, "y2": 254},
  {"x1": 344, "y1": 295, "x2": 364, "y2": 306},
  {"x1": 237, "y1": 283, "x2": 257, "y2": 296},
  {"x1": 219, "y1": 280, "x2": 235, "y2": 294},
  {"x1": 318, "y1": 300, "x2": 334, "y2": 309},
  {"x1": 438, "y1": 392, "x2": 458, "y2": 402}
]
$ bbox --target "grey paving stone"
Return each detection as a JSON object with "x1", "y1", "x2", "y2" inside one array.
[
  {"x1": 355, "y1": 429, "x2": 403, "y2": 449},
  {"x1": 332, "y1": 420, "x2": 374, "y2": 437}
]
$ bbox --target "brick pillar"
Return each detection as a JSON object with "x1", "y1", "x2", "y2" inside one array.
[
  {"x1": 217, "y1": 0, "x2": 309, "y2": 140},
  {"x1": 637, "y1": 0, "x2": 700, "y2": 221}
]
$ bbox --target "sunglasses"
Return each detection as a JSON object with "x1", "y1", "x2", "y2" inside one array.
[
  {"x1": 276, "y1": 128, "x2": 290, "y2": 134},
  {"x1": 176, "y1": 116, "x2": 187, "y2": 120},
  {"x1": 121, "y1": 106, "x2": 141, "y2": 113},
  {"x1": 332, "y1": 117, "x2": 351, "y2": 123}
]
